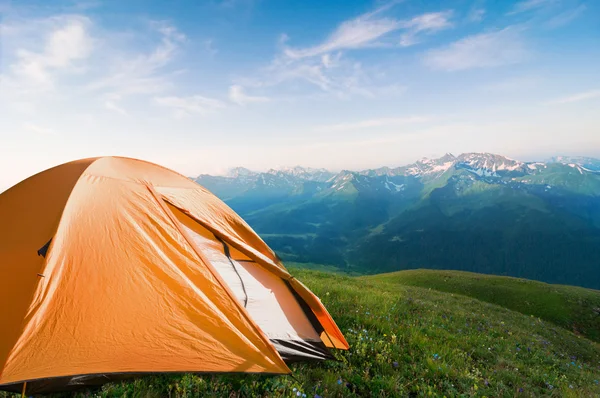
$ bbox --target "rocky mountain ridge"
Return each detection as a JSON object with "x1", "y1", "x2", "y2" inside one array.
[{"x1": 195, "y1": 153, "x2": 600, "y2": 199}]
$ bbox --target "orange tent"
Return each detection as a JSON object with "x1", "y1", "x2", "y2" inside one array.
[{"x1": 0, "y1": 157, "x2": 348, "y2": 395}]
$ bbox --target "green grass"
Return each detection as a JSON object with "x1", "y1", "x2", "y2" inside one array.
[
  {"x1": 3, "y1": 269, "x2": 600, "y2": 397},
  {"x1": 364, "y1": 269, "x2": 600, "y2": 343},
  {"x1": 284, "y1": 261, "x2": 350, "y2": 274}
]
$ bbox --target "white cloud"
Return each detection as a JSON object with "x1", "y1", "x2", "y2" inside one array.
[
  {"x1": 6, "y1": 100, "x2": 36, "y2": 115},
  {"x1": 104, "y1": 100, "x2": 128, "y2": 115},
  {"x1": 85, "y1": 21, "x2": 186, "y2": 98},
  {"x1": 1, "y1": 12, "x2": 189, "y2": 121},
  {"x1": 313, "y1": 116, "x2": 429, "y2": 133},
  {"x1": 401, "y1": 11, "x2": 453, "y2": 31},
  {"x1": 229, "y1": 85, "x2": 269, "y2": 106},
  {"x1": 283, "y1": 8, "x2": 453, "y2": 57},
  {"x1": 244, "y1": 6, "x2": 452, "y2": 99},
  {"x1": 321, "y1": 53, "x2": 340, "y2": 68},
  {"x1": 259, "y1": 53, "x2": 405, "y2": 99},
  {"x1": 23, "y1": 122, "x2": 54, "y2": 135},
  {"x1": 508, "y1": 0, "x2": 555, "y2": 15},
  {"x1": 283, "y1": 17, "x2": 399, "y2": 59},
  {"x1": 266, "y1": 55, "x2": 334, "y2": 91},
  {"x1": 423, "y1": 27, "x2": 528, "y2": 71},
  {"x1": 154, "y1": 95, "x2": 225, "y2": 118},
  {"x1": 399, "y1": 11, "x2": 453, "y2": 47},
  {"x1": 547, "y1": 90, "x2": 600, "y2": 104},
  {"x1": 546, "y1": 4, "x2": 587, "y2": 28},
  {"x1": 6, "y1": 15, "x2": 92, "y2": 90}
]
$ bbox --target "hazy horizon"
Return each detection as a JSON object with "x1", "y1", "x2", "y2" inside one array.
[
  {"x1": 1, "y1": 150, "x2": 599, "y2": 192},
  {"x1": 195, "y1": 150, "x2": 600, "y2": 176},
  {"x1": 1, "y1": 0, "x2": 599, "y2": 190}
]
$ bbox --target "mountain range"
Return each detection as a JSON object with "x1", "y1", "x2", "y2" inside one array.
[{"x1": 194, "y1": 153, "x2": 600, "y2": 289}]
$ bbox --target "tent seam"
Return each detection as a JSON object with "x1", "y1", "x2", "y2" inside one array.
[
  {"x1": 161, "y1": 200, "x2": 287, "y2": 278},
  {"x1": 215, "y1": 235, "x2": 249, "y2": 308},
  {"x1": 81, "y1": 173, "x2": 199, "y2": 189}
]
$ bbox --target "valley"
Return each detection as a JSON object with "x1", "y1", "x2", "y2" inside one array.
[{"x1": 194, "y1": 153, "x2": 600, "y2": 289}]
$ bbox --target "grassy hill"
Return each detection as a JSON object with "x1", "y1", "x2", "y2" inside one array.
[
  {"x1": 364, "y1": 269, "x2": 600, "y2": 343},
  {"x1": 4, "y1": 269, "x2": 600, "y2": 397}
]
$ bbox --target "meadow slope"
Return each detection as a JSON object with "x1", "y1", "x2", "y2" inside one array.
[{"x1": 364, "y1": 269, "x2": 600, "y2": 343}]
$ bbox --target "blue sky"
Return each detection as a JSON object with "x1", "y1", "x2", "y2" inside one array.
[{"x1": 0, "y1": 0, "x2": 599, "y2": 189}]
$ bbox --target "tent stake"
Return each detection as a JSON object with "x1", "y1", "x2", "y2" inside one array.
[{"x1": 21, "y1": 381, "x2": 27, "y2": 398}]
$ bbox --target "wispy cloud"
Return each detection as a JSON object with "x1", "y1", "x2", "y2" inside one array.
[
  {"x1": 313, "y1": 116, "x2": 428, "y2": 133},
  {"x1": 154, "y1": 95, "x2": 225, "y2": 118},
  {"x1": 86, "y1": 21, "x2": 186, "y2": 96},
  {"x1": 398, "y1": 11, "x2": 453, "y2": 47},
  {"x1": 259, "y1": 53, "x2": 405, "y2": 99},
  {"x1": 229, "y1": 85, "x2": 269, "y2": 105},
  {"x1": 84, "y1": 21, "x2": 187, "y2": 114},
  {"x1": 546, "y1": 4, "x2": 587, "y2": 28},
  {"x1": 508, "y1": 0, "x2": 555, "y2": 15},
  {"x1": 104, "y1": 99, "x2": 128, "y2": 115},
  {"x1": 467, "y1": 8, "x2": 485, "y2": 23},
  {"x1": 547, "y1": 90, "x2": 600, "y2": 104},
  {"x1": 5, "y1": 15, "x2": 93, "y2": 91},
  {"x1": 243, "y1": 5, "x2": 451, "y2": 99},
  {"x1": 263, "y1": 53, "x2": 338, "y2": 92},
  {"x1": 1, "y1": 11, "x2": 190, "y2": 119},
  {"x1": 23, "y1": 122, "x2": 54, "y2": 135},
  {"x1": 423, "y1": 27, "x2": 528, "y2": 71},
  {"x1": 283, "y1": 16, "x2": 399, "y2": 59},
  {"x1": 283, "y1": 7, "x2": 453, "y2": 57}
]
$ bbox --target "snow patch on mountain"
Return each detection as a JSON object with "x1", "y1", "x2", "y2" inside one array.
[
  {"x1": 384, "y1": 176, "x2": 405, "y2": 192},
  {"x1": 431, "y1": 161, "x2": 455, "y2": 173},
  {"x1": 568, "y1": 164, "x2": 585, "y2": 175},
  {"x1": 468, "y1": 168, "x2": 499, "y2": 177},
  {"x1": 551, "y1": 156, "x2": 600, "y2": 172},
  {"x1": 228, "y1": 167, "x2": 257, "y2": 179},
  {"x1": 457, "y1": 153, "x2": 524, "y2": 172},
  {"x1": 403, "y1": 154, "x2": 456, "y2": 177}
]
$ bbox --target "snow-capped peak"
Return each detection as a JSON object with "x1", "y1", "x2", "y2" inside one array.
[
  {"x1": 551, "y1": 156, "x2": 600, "y2": 172},
  {"x1": 227, "y1": 167, "x2": 257, "y2": 178},
  {"x1": 267, "y1": 166, "x2": 334, "y2": 182},
  {"x1": 456, "y1": 153, "x2": 525, "y2": 172},
  {"x1": 401, "y1": 153, "x2": 457, "y2": 177}
]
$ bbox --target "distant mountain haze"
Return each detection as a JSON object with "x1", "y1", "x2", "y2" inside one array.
[{"x1": 194, "y1": 153, "x2": 600, "y2": 289}]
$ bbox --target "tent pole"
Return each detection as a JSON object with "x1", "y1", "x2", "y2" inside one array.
[{"x1": 21, "y1": 381, "x2": 27, "y2": 398}]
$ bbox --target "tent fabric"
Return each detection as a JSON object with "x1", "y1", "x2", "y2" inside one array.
[
  {"x1": 0, "y1": 156, "x2": 348, "y2": 395},
  {"x1": 175, "y1": 209, "x2": 333, "y2": 361},
  {"x1": 158, "y1": 189, "x2": 349, "y2": 350}
]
